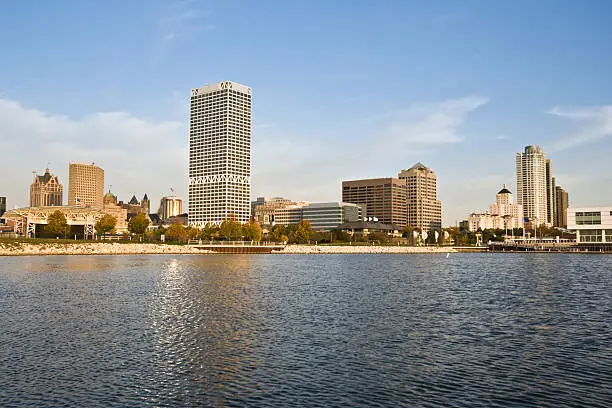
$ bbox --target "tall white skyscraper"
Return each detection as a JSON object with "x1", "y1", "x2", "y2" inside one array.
[
  {"x1": 188, "y1": 81, "x2": 252, "y2": 227},
  {"x1": 516, "y1": 145, "x2": 551, "y2": 226}
]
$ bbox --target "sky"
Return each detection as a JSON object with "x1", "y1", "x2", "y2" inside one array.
[{"x1": 1, "y1": 0, "x2": 611, "y2": 225}]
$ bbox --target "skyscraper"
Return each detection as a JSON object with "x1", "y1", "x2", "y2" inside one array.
[
  {"x1": 158, "y1": 196, "x2": 183, "y2": 221},
  {"x1": 68, "y1": 162, "x2": 104, "y2": 208},
  {"x1": 30, "y1": 168, "x2": 63, "y2": 207},
  {"x1": 188, "y1": 81, "x2": 252, "y2": 227},
  {"x1": 399, "y1": 163, "x2": 442, "y2": 231},
  {"x1": 516, "y1": 145, "x2": 549, "y2": 226},
  {"x1": 546, "y1": 161, "x2": 556, "y2": 225},
  {"x1": 555, "y1": 185, "x2": 569, "y2": 228}
]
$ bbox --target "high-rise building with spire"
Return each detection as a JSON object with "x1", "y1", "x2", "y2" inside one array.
[
  {"x1": 30, "y1": 168, "x2": 63, "y2": 207},
  {"x1": 516, "y1": 145, "x2": 551, "y2": 226}
]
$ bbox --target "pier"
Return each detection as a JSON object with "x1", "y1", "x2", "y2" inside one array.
[{"x1": 188, "y1": 240, "x2": 286, "y2": 254}]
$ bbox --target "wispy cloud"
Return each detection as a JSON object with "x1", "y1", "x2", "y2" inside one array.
[
  {"x1": 252, "y1": 95, "x2": 488, "y2": 201},
  {"x1": 548, "y1": 105, "x2": 612, "y2": 150},
  {"x1": 153, "y1": 1, "x2": 216, "y2": 64},
  {"x1": 0, "y1": 99, "x2": 186, "y2": 208},
  {"x1": 376, "y1": 96, "x2": 489, "y2": 148},
  {"x1": 495, "y1": 134, "x2": 510, "y2": 140}
]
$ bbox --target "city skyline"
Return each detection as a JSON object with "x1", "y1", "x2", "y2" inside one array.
[{"x1": 1, "y1": 1, "x2": 611, "y2": 224}]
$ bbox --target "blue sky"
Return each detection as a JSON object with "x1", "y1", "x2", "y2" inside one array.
[{"x1": 1, "y1": 0, "x2": 611, "y2": 224}]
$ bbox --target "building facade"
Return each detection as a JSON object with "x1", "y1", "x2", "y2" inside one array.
[
  {"x1": 0, "y1": 196, "x2": 6, "y2": 217},
  {"x1": 188, "y1": 80, "x2": 252, "y2": 227},
  {"x1": 30, "y1": 168, "x2": 63, "y2": 207},
  {"x1": 555, "y1": 186, "x2": 569, "y2": 228},
  {"x1": 68, "y1": 162, "x2": 104, "y2": 208},
  {"x1": 302, "y1": 202, "x2": 363, "y2": 231},
  {"x1": 516, "y1": 145, "x2": 550, "y2": 226},
  {"x1": 252, "y1": 197, "x2": 301, "y2": 227},
  {"x1": 398, "y1": 163, "x2": 442, "y2": 231},
  {"x1": 467, "y1": 185, "x2": 523, "y2": 232},
  {"x1": 342, "y1": 178, "x2": 407, "y2": 227},
  {"x1": 567, "y1": 207, "x2": 612, "y2": 242},
  {"x1": 158, "y1": 196, "x2": 184, "y2": 221}
]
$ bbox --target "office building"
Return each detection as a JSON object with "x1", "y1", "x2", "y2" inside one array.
[
  {"x1": 516, "y1": 145, "x2": 549, "y2": 226},
  {"x1": 252, "y1": 197, "x2": 301, "y2": 227},
  {"x1": 0, "y1": 196, "x2": 6, "y2": 217},
  {"x1": 555, "y1": 186, "x2": 569, "y2": 228},
  {"x1": 567, "y1": 207, "x2": 612, "y2": 242},
  {"x1": 342, "y1": 178, "x2": 407, "y2": 227},
  {"x1": 188, "y1": 80, "x2": 252, "y2": 227},
  {"x1": 29, "y1": 168, "x2": 63, "y2": 207},
  {"x1": 302, "y1": 202, "x2": 363, "y2": 231},
  {"x1": 68, "y1": 162, "x2": 104, "y2": 208},
  {"x1": 398, "y1": 163, "x2": 442, "y2": 231},
  {"x1": 158, "y1": 196, "x2": 184, "y2": 220}
]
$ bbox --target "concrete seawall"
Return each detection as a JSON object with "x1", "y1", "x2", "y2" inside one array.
[
  {"x1": 0, "y1": 242, "x2": 208, "y2": 256},
  {"x1": 278, "y1": 245, "x2": 458, "y2": 254}
]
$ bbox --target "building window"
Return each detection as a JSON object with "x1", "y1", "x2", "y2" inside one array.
[{"x1": 575, "y1": 211, "x2": 601, "y2": 225}]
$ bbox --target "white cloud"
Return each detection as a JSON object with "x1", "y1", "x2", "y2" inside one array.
[
  {"x1": 548, "y1": 105, "x2": 612, "y2": 150},
  {"x1": 495, "y1": 134, "x2": 510, "y2": 140},
  {"x1": 252, "y1": 95, "x2": 488, "y2": 202},
  {"x1": 0, "y1": 99, "x2": 186, "y2": 209}
]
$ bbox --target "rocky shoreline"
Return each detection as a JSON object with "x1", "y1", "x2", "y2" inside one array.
[
  {"x1": 0, "y1": 242, "x2": 459, "y2": 256},
  {"x1": 279, "y1": 245, "x2": 457, "y2": 254},
  {"x1": 0, "y1": 242, "x2": 208, "y2": 256}
]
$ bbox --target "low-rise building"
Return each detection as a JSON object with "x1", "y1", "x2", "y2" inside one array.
[
  {"x1": 302, "y1": 202, "x2": 363, "y2": 231},
  {"x1": 337, "y1": 221, "x2": 402, "y2": 238},
  {"x1": 0, "y1": 196, "x2": 6, "y2": 217},
  {"x1": 567, "y1": 207, "x2": 612, "y2": 242}
]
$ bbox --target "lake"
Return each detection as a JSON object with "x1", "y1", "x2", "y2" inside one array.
[{"x1": 0, "y1": 254, "x2": 610, "y2": 407}]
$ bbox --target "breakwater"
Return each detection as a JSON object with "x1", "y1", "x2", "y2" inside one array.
[
  {"x1": 279, "y1": 245, "x2": 457, "y2": 254},
  {"x1": 0, "y1": 242, "x2": 208, "y2": 256}
]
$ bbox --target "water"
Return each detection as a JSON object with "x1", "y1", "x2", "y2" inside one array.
[{"x1": 0, "y1": 254, "x2": 610, "y2": 407}]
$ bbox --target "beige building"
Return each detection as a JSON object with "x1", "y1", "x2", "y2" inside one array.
[
  {"x1": 468, "y1": 185, "x2": 523, "y2": 232},
  {"x1": 516, "y1": 145, "x2": 554, "y2": 226},
  {"x1": 158, "y1": 196, "x2": 184, "y2": 221},
  {"x1": 30, "y1": 168, "x2": 63, "y2": 207},
  {"x1": 68, "y1": 162, "x2": 104, "y2": 208},
  {"x1": 102, "y1": 190, "x2": 128, "y2": 232},
  {"x1": 342, "y1": 178, "x2": 407, "y2": 227},
  {"x1": 398, "y1": 163, "x2": 442, "y2": 231}
]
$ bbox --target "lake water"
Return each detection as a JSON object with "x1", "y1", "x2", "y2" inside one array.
[{"x1": 0, "y1": 254, "x2": 610, "y2": 407}]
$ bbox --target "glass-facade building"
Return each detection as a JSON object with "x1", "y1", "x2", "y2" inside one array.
[
  {"x1": 188, "y1": 81, "x2": 252, "y2": 227},
  {"x1": 567, "y1": 207, "x2": 612, "y2": 242}
]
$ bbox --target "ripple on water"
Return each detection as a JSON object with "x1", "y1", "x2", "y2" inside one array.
[{"x1": 0, "y1": 253, "x2": 611, "y2": 407}]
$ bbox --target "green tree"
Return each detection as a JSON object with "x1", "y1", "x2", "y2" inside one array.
[
  {"x1": 200, "y1": 223, "x2": 219, "y2": 240},
  {"x1": 243, "y1": 220, "x2": 263, "y2": 242},
  {"x1": 95, "y1": 214, "x2": 117, "y2": 235},
  {"x1": 165, "y1": 224, "x2": 189, "y2": 243},
  {"x1": 219, "y1": 215, "x2": 242, "y2": 240},
  {"x1": 128, "y1": 213, "x2": 150, "y2": 236},
  {"x1": 369, "y1": 231, "x2": 388, "y2": 243},
  {"x1": 270, "y1": 225, "x2": 287, "y2": 242},
  {"x1": 294, "y1": 220, "x2": 313, "y2": 243},
  {"x1": 46, "y1": 210, "x2": 69, "y2": 238}
]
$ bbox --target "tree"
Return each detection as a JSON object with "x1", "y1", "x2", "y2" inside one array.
[
  {"x1": 46, "y1": 210, "x2": 69, "y2": 238},
  {"x1": 200, "y1": 223, "x2": 219, "y2": 240},
  {"x1": 219, "y1": 215, "x2": 242, "y2": 240},
  {"x1": 243, "y1": 220, "x2": 262, "y2": 242},
  {"x1": 165, "y1": 224, "x2": 189, "y2": 243},
  {"x1": 369, "y1": 231, "x2": 388, "y2": 243},
  {"x1": 294, "y1": 220, "x2": 313, "y2": 243},
  {"x1": 270, "y1": 225, "x2": 287, "y2": 242},
  {"x1": 128, "y1": 213, "x2": 150, "y2": 236},
  {"x1": 95, "y1": 214, "x2": 117, "y2": 235}
]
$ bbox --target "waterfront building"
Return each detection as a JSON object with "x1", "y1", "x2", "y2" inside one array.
[
  {"x1": 398, "y1": 163, "x2": 442, "y2": 231},
  {"x1": 158, "y1": 196, "x2": 184, "y2": 221},
  {"x1": 567, "y1": 207, "x2": 612, "y2": 242},
  {"x1": 546, "y1": 162, "x2": 556, "y2": 225},
  {"x1": 68, "y1": 162, "x2": 104, "y2": 208},
  {"x1": 337, "y1": 221, "x2": 402, "y2": 238},
  {"x1": 188, "y1": 80, "x2": 252, "y2": 227},
  {"x1": 273, "y1": 204, "x2": 309, "y2": 227},
  {"x1": 253, "y1": 197, "x2": 300, "y2": 227},
  {"x1": 342, "y1": 178, "x2": 407, "y2": 227},
  {"x1": 516, "y1": 145, "x2": 552, "y2": 226},
  {"x1": 302, "y1": 202, "x2": 363, "y2": 231},
  {"x1": 467, "y1": 185, "x2": 523, "y2": 232},
  {"x1": 30, "y1": 168, "x2": 63, "y2": 207},
  {"x1": 101, "y1": 190, "x2": 128, "y2": 232},
  {"x1": 555, "y1": 186, "x2": 569, "y2": 228},
  {"x1": 0, "y1": 196, "x2": 5, "y2": 217}
]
